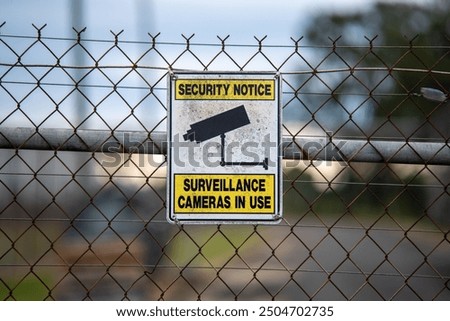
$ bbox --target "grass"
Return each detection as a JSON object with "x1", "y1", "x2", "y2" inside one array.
[{"x1": 0, "y1": 274, "x2": 52, "y2": 301}]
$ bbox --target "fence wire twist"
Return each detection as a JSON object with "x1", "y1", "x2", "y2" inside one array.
[{"x1": 0, "y1": 24, "x2": 449, "y2": 300}]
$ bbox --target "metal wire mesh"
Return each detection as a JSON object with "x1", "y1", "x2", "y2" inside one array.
[{"x1": 0, "y1": 25, "x2": 449, "y2": 300}]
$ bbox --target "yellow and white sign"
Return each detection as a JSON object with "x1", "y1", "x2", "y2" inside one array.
[
  {"x1": 167, "y1": 72, "x2": 282, "y2": 224},
  {"x1": 175, "y1": 79, "x2": 275, "y2": 100},
  {"x1": 174, "y1": 174, "x2": 275, "y2": 213}
]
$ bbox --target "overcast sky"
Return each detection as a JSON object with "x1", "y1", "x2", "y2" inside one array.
[
  {"x1": 0, "y1": 0, "x2": 378, "y2": 42},
  {"x1": 1, "y1": 0, "x2": 436, "y2": 43}
]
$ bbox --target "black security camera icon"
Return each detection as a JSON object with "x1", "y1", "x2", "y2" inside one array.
[
  {"x1": 183, "y1": 105, "x2": 250, "y2": 143},
  {"x1": 183, "y1": 105, "x2": 268, "y2": 170}
]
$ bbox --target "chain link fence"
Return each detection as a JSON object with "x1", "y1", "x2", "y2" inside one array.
[{"x1": 0, "y1": 25, "x2": 449, "y2": 300}]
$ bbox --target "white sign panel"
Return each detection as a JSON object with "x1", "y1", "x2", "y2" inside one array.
[{"x1": 167, "y1": 72, "x2": 282, "y2": 224}]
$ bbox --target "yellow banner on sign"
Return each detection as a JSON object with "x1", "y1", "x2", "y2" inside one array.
[
  {"x1": 174, "y1": 174, "x2": 275, "y2": 213},
  {"x1": 175, "y1": 79, "x2": 275, "y2": 100}
]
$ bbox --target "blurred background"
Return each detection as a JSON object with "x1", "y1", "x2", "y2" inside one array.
[{"x1": 0, "y1": 0, "x2": 449, "y2": 300}]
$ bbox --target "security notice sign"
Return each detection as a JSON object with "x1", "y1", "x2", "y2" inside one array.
[{"x1": 167, "y1": 72, "x2": 282, "y2": 224}]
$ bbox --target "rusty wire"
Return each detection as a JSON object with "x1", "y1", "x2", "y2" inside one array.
[{"x1": 0, "y1": 25, "x2": 449, "y2": 300}]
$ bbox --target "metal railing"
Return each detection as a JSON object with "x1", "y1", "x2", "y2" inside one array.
[{"x1": 0, "y1": 25, "x2": 449, "y2": 300}]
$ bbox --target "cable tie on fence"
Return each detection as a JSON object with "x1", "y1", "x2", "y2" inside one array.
[{"x1": 420, "y1": 87, "x2": 448, "y2": 102}]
